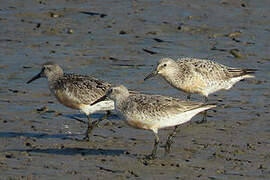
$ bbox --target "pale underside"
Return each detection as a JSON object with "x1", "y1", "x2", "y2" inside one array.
[{"x1": 122, "y1": 105, "x2": 214, "y2": 133}]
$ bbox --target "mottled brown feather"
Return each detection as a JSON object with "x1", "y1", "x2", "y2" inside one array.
[{"x1": 51, "y1": 73, "x2": 111, "y2": 106}]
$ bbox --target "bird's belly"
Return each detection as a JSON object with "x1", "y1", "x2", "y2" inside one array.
[
  {"x1": 126, "y1": 120, "x2": 150, "y2": 130},
  {"x1": 121, "y1": 113, "x2": 153, "y2": 131},
  {"x1": 172, "y1": 81, "x2": 205, "y2": 95},
  {"x1": 54, "y1": 92, "x2": 81, "y2": 110},
  {"x1": 164, "y1": 76, "x2": 206, "y2": 95}
]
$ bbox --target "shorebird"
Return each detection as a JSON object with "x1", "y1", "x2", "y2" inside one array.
[
  {"x1": 144, "y1": 57, "x2": 256, "y2": 123},
  {"x1": 96, "y1": 85, "x2": 215, "y2": 159},
  {"x1": 27, "y1": 62, "x2": 114, "y2": 141}
]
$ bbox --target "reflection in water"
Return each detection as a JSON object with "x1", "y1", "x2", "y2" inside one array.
[
  {"x1": 7, "y1": 147, "x2": 125, "y2": 156},
  {"x1": 0, "y1": 131, "x2": 78, "y2": 139}
]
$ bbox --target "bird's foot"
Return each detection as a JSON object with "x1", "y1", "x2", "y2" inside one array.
[
  {"x1": 164, "y1": 139, "x2": 173, "y2": 157},
  {"x1": 144, "y1": 153, "x2": 157, "y2": 160}
]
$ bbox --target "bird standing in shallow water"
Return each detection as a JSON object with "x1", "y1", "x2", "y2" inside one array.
[
  {"x1": 144, "y1": 57, "x2": 256, "y2": 123},
  {"x1": 27, "y1": 62, "x2": 114, "y2": 141},
  {"x1": 99, "y1": 85, "x2": 215, "y2": 159}
]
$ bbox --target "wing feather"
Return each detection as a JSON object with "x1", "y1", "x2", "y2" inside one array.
[{"x1": 52, "y1": 74, "x2": 111, "y2": 105}]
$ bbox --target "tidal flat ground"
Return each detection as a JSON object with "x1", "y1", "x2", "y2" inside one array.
[{"x1": 0, "y1": 0, "x2": 270, "y2": 179}]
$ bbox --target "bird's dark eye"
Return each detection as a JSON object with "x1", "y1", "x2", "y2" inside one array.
[
  {"x1": 44, "y1": 66, "x2": 50, "y2": 71},
  {"x1": 108, "y1": 89, "x2": 113, "y2": 94},
  {"x1": 163, "y1": 64, "x2": 167, "y2": 67}
]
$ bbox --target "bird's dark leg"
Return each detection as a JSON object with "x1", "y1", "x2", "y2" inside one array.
[
  {"x1": 83, "y1": 115, "x2": 93, "y2": 141},
  {"x1": 162, "y1": 94, "x2": 188, "y2": 154},
  {"x1": 197, "y1": 96, "x2": 208, "y2": 124},
  {"x1": 204, "y1": 96, "x2": 208, "y2": 103},
  {"x1": 164, "y1": 125, "x2": 181, "y2": 156},
  {"x1": 92, "y1": 111, "x2": 111, "y2": 128},
  {"x1": 83, "y1": 111, "x2": 112, "y2": 141},
  {"x1": 146, "y1": 132, "x2": 160, "y2": 160},
  {"x1": 187, "y1": 94, "x2": 191, "y2": 101}
]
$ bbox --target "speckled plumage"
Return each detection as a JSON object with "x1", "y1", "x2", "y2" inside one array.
[
  {"x1": 144, "y1": 57, "x2": 256, "y2": 124},
  {"x1": 51, "y1": 73, "x2": 111, "y2": 111},
  {"x1": 27, "y1": 62, "x2": 114, "y2": 140},
  {"x1": 145, "y1": 57, "x2": 256, "y2": 97},
  {"x1": 107, "y1": 85, "x2": 215, "y2": 158},
  {"x1": 110, "y1": 85, "x2": 214, "y2": 132}
]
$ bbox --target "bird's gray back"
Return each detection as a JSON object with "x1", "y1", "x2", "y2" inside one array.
[
  {"x1": 52, "y1": 73, "x2": 111, "y2": 105},
  {"x1": 121, "y1": 93, "x2": 205, "y2": 117},
  {"x1": 176, "y1": 58, "x2": 233, "y2": 81}
]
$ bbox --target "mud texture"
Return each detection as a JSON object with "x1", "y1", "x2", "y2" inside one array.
[{"x1": 0, "y1": 0, "x2": 270, "y2": 179}]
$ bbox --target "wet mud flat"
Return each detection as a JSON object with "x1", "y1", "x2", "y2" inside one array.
[{"x1": 0, "y1": 0, "x2": 270, "y2": 179}]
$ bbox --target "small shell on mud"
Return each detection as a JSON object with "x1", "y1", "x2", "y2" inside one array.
[
  {"x1": 67, "y1": 29, "x2": 74, "y2": 34},
  {"x1": 230, "y1": 49, "x2": 245, "y2": 58}
]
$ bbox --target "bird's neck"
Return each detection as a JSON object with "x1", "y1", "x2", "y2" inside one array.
[
  {"x1": 114, "y1": 94, "x2": 129, "y2": 111},
  {"x1": 162, "y1": 66, "x2": 178, "y2": 82},
  {"x1": 47, "y1": 72, "x2": 64, "y2": 84},
  {"x1": 47, "y1": 73, "x2": 64, "y2": 90}
]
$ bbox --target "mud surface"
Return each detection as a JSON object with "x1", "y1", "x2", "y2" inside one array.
[{"x1": 1, "y1": 0, "x2": 270, "y2": 179}]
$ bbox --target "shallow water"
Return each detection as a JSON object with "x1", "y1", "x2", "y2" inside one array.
[{"x1": 0, "y1": 0, "x2": 270, "y2": 179}]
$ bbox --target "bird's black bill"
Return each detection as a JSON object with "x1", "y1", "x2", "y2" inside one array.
[
  {"x1": 144, "y1": 71, "x2": 158, "y2": 81},
  {"x1": 27, "y1": 72, "x2": 42, "y2": 84}
]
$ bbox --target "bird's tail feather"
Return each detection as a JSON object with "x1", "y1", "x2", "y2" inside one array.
[{"x1": 229, "y1": 68, "x2": 257, "y2": 78}]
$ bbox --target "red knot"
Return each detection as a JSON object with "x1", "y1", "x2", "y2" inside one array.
[
  {"x1": 144, "y1": 57, "x2": 256, "y2": 123},
  {"x1": 27, "y1": 62, "x2": 114, "y2": 141},
  {"x1": 95, "y1": 85, "x2": 216, "y2": 159}
]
